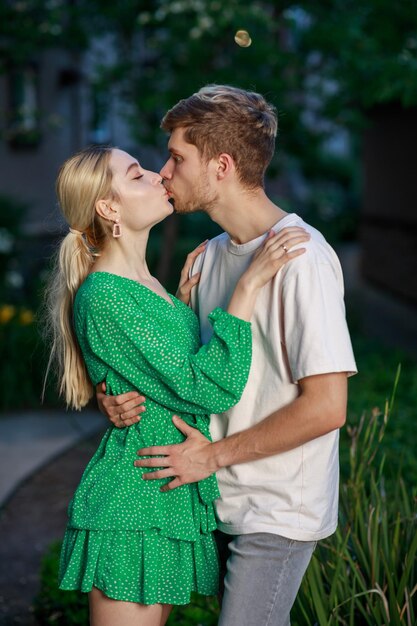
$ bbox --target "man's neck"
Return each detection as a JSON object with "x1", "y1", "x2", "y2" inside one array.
[{"x1": 206, "y1": 188, "x2": 289, "y2": 244}]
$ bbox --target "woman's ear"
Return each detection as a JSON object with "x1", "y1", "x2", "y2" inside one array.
[{"x1": 95, "y1": 199, "x2": 116, "y2": 223}]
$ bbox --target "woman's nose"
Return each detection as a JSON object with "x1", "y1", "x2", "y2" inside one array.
[{"x1": 150, "y1": 172, "x2": 163, "y2": 185}]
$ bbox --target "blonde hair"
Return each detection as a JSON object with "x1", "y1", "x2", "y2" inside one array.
[
  {"x1": 161, "y1": 84, "x2": 278, "y2": 189},
  {"x1": 44, "y1": 146, "x2": 114, "y2": 409}
]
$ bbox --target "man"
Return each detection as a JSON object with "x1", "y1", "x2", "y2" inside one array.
[{"x1": 99, "y1": 85, "x2": 357, "y2": 625}]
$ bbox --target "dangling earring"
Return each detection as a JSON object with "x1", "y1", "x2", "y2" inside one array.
[{"x1": 113, "y1": 218, "x2": 122, "y2": 238}]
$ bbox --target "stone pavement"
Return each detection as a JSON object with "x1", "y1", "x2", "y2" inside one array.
[
  {"x1": 0, "y1": 431, "x2": 104, "y2": 626},
  {"x1": 0, "y1": 409, "x2": 106, "y2": 507}
]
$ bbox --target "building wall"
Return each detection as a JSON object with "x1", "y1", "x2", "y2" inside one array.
[
  {"x1": 0, "y1": 44, "x2": 134, "y2": 237},
  {"x1": 0, "y1": 49, "x2": 89, "y2": 235}
]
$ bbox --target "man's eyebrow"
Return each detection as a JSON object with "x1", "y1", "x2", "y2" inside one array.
[{"x1": 125, "y1": 161, "x2": 140, "y2": 176}]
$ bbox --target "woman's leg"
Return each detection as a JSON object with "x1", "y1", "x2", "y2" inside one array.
[
  {"x1": 89, "y1": 587, "x2": 168, "y2": 626},
  {"x1": 159, "y1": 603, "x2": 173, "y2": 626}
]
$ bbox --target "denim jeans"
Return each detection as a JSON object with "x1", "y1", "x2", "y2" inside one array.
[{"x1": 216, "y1": 530, "x2": 316, "y2": 626}]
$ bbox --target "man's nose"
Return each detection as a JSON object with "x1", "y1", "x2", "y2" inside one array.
[{"x1": 160, "y1": 160, "x2": 172, "y2": 179}]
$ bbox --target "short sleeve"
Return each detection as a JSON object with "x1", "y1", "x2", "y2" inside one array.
[{"x1": 281, "y1": 256, "x2": 357, "y2": 382}]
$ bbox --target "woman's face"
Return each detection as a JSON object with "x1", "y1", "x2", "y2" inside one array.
[{"x1": 108, "y1": 149, "x2": 173, "y2": 232}]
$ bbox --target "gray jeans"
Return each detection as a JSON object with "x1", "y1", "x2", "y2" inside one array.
[{"x1": 216, "y1": 530, "x2": 316, "y2": 626}]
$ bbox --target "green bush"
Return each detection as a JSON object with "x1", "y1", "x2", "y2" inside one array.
[
  {"x1": 0, "y1": 304, "x2": 60, "y2": 411},
  {"x1": 292, "y1": 368, "x2": 417, "y2": 625},
  {"x1": 0, "y1": 194, "x2": 26, "y2": 299},
  {"x1": 345, "y1": 332, "x2": 417, "y2": 484},
  {"x1": 166, "y1": 595, "x2": 219, "y2": 626},
  {"x1": 33, "y1": 541, "x2": 89, "y2": 625},
  {"x1": 0, "y1": 194, "x2": 62, "y2": 412}
]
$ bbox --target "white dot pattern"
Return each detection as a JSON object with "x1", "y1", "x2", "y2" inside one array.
[{"x1": 59, "y1": 271, "x2": 252, "y2": 605}]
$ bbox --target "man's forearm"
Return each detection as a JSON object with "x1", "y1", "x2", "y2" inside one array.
[
  {"x1": 208, "y1": 400, "x2": 328, "y2": 470},
  {"x1": 135, "y1": 373, "x2": 348, "y2": 490},
  {"x1": 209, "y1": 372, "x2": 348, "y2": 470}
]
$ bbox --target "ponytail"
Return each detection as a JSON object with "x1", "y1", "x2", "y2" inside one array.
[
  {"x1": 42, "y1": 145, "x2": 113, "y2": 409},
  {"x1": 43, "y1": 231, "x2": 95, "y2": 409}
]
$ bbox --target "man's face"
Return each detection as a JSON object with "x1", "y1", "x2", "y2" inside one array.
[{"x1": 160, "y1": 128, "x2": 218, "y2": 214}]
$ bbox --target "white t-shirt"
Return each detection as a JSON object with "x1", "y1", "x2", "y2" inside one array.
[{"x1": 191, "y1": 214, "x2": 357, "y2": 541}]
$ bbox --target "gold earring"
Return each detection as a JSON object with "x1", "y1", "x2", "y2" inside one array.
[{"x1": 113, "y1": 218, "x2": 121, "y2": 238}]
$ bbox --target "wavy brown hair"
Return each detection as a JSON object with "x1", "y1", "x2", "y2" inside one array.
[{"x1": 161, "y1": 84, "x2": 278, "y2": 189}]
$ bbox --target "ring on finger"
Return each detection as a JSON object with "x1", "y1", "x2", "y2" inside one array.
[{"x1": 282, "y1": 244, "x2": 289, "y2": 253}]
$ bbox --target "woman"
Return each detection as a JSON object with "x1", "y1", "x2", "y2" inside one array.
[{"x1": 46, "y1": 145, "x2": 308, "y2": 626}]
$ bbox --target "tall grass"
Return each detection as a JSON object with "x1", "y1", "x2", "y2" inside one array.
[{"x1": 292, "y1": 366, "x2": 417, "y2": 625}]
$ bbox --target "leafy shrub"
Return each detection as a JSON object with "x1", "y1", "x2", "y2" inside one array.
[
  {"x1": 33, "y1": 541, "x2": 89, "y2": 625},
  {"x1": 292, "y1": 368, "x2": 417, "y2": 625},
  {"x1": 0, "y1": 194, "x2": 27, "y2": 303},
  {"x1": 0, "y1": 303, "x2": 60, "y2": 410},
  {"x1": 166, "y1": 594, "x2": 219, "y2": 626}
]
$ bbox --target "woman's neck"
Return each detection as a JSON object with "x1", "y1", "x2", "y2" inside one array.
[{"x1": 93, "y1": 231, "x2": 152, "y2": 282}]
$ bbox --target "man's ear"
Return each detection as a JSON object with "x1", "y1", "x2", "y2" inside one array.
[
  {"x1": 95, "y1": 199, "x2": 116, "y2": 223},
  {"x1": 216, "y1": 153, "x2": 235, "y2": 180}
]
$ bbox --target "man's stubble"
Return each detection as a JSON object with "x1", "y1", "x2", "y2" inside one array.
[{"x1": 172, "y1": 174, "x2": 219, "y2": 216}]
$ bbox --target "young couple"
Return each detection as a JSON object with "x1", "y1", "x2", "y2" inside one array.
[{"x1": 48, "y1": 85, "x2": 356, "y2": 626}]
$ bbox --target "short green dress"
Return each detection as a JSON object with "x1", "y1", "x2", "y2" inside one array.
[{"x1": 59, "y1": 271, "x2": 252, "y2": 605}]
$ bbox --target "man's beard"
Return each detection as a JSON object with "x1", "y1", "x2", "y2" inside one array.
[{"x1": 173, "y1": 179, "x2": 219, "y2": 215}]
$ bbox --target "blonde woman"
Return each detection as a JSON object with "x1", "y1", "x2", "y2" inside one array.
[{"x1": 46, "y1": 145, "x2": 308, "y2": 626}]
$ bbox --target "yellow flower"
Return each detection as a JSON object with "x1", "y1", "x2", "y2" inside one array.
[
  {"x1": 0, "y1": 305, "x2": 16, "y2": 324},
  {"x1": 19, "y1": 309, "x2": 35, "y2": 325}
]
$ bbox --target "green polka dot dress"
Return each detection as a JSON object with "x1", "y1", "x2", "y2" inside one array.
[{"x1": 59, "y1": 271, "x2": 252, "y2": 605}]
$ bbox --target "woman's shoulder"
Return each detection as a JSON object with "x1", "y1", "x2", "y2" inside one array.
[
  {"x1": 76, "y1": 271, "x2": 111, "y2": 300},
  {"x1": 75, "y1": 272, "x2": 130, "y2": 317}
]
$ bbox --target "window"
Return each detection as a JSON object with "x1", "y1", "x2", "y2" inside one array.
[{"x1": 7, "y1": 65, "x2": 41, "y2": 149}]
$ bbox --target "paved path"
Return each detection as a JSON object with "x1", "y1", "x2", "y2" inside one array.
[
  {"x1": 0, "y1": 410, "x2": 106, "y2": 507},
  {"x1": 0, "y1": 432, "x2": 103, "y2": 626}
]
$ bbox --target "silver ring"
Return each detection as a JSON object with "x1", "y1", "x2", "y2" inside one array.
[{"x1": 282, "y1": 245, "x2": 288, "y2": 253}]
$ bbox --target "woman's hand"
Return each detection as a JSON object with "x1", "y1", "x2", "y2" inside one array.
[
  {"x1": 227, "y1": 227, "x2": 310, "y2": 322},
  {"x1": 175, "y1": 240, "x2": 208, "y2": 305},
  {"x1": 96, "y1": 382, "x2": 145, "y2": 428},
  {"x1": 239, "y1": 227, "x2": 310, "y2": 292}
]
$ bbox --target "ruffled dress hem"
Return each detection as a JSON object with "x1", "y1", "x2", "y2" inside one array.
[{"x1": 59, "y1": 526, "x2": 219, "y2": 605}]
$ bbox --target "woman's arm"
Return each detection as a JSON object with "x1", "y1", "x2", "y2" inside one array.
[{"x1": 96, "y1": 227, "x2": 310, "y2": 424}]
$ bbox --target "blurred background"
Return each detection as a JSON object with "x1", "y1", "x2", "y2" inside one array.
[{"x1": 0, "y1": 1, "x2": 416, "y2": 625}]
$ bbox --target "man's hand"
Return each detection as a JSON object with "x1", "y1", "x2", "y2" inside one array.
[
  {"x1": 134, "y1": 415, "x2": 217, "y2": 491},
  {"x1": 96, "y1": 382, "x2": 146, "y2": 428}
]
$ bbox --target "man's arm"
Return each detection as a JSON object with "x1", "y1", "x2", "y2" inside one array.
[{"x1": 134, "y1": 371, "x2": 348, "y2": 490}]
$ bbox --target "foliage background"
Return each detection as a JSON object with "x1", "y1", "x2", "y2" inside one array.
[{"x1": 0, "y1": 1, "x2": 416, "y2": 623}]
